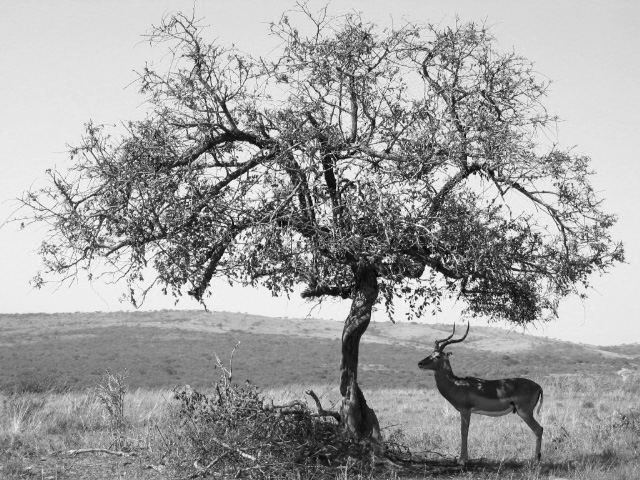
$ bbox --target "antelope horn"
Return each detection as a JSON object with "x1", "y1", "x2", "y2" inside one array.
[
  {"x1": 434, "y1": 323, "x2": 457, "y2": 351},
  {"x1": 438, "y1": 322, "x2": 470, "y2": 351}
]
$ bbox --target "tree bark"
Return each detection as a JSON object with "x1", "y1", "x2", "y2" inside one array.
[{"x1": 339, "y1": 261, "x2": 381, "y2": 441}]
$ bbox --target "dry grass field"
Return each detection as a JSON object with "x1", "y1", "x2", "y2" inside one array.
[
  {"x1": 1, "y1": 311, "x2": 640, "y2": 479},
  {"x1": 2, "y1": 378, "x2": 640, "y2": 479}
]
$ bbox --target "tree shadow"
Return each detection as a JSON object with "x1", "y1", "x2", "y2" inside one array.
[{"x1": 387, "y1": 450, "x2": 622, "y2": 478}]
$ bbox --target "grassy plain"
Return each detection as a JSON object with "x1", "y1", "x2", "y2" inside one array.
[
  {"x1": 1, "y1": 310, "x2": 640, "y2": 479},
  {"x1": 2, "y1": 378, "x2": 640, "y2": 479}
]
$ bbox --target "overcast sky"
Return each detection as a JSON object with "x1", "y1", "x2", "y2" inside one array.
[{"x1": 1, "y1": 0, "x2": 638, "y2": 345}]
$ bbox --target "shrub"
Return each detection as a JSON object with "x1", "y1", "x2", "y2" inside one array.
[
  {"x1": 165, "y1": 361, "x2": 385, "y2": 479},
  {"x1": 612, "y1": 409, "x2": 640, "y2": 434},
  {"x1": 95, "y1": 370, "x2": 128, "y2": 450}
]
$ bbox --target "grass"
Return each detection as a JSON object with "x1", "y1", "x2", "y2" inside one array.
[
  {"x1": 0, "y1": 387, "x2": 171, "y2": 479},
  {"x1": 1, "y1": 374, "x2": 638, "y2": 479},
  {"x1": 266, "y1": 376, "x2": 640, "y2": 479},
  {"x1": 1, "y1": 311, "x2": 639, "y2": 478}
]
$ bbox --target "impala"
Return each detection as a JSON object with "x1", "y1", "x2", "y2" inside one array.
[{"x1": 418, "y1": 323, "x2": 544, "y2": 464}]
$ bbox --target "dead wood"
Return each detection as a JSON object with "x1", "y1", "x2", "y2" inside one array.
[
  {"x1": 67, "y1": 448, "x2": 135, "y2": 457},
  {"x1": 185, "y1": 452, "x2": 230, "y2": 479},
  {"x1": 210, "y1": 436, "x2": 257, "y2": 461},
  {"x1": 305, "y1": 389, "x2": 341, "y2": 422}
]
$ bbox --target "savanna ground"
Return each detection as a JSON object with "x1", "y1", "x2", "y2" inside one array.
[{"x1": 1, "y1": 311, "x2": 640, "y2": 479}]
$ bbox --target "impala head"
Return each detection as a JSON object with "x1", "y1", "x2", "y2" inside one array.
[{"x1": 418, "y1": 322, "x2": 470, "y2": 371}]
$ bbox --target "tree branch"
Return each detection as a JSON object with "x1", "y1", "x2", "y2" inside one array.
[
  {"x1": 305, "y1": 389, "x2": 341, "y2": 422},
  {"x1": 301, "y1": 284, "x2": 352, "y2": 299}
]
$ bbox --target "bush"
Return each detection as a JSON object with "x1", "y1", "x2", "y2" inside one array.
[
  {"x1": 612, "y1": 409, "x2": 640, "y2": 434},
  {"x1": 165, "y1": 363, "x2": 383, "y2": 479},
  {"x1": 95, "y1": 371, "x2": 128, "y2": 450}
]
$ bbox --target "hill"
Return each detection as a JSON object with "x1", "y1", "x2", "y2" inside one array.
[{"x1": 1, "y1": 310, "x2": 638, "y2": 392}]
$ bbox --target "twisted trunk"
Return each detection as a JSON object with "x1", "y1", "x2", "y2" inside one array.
[{"x1": 339, "y1": 262, "x2": 381, "y2": 440}]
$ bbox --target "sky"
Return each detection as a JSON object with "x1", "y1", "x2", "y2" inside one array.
[{"x1": 0, "y1": 0, "x2": 638, "y2": 345}]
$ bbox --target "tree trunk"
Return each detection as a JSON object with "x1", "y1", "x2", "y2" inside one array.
[{"x1": 339, "y1": 261, "x2": 381, "y2": 441}]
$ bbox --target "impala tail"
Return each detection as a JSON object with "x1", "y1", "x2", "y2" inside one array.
[{"x1": 537, "y1": 388, "x2": 544, "y2": 415}]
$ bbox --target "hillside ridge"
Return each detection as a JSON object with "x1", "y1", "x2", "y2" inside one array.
[
  {"x1": 2, "y1": 310, "x2": 638, "y2": 392},
  {"x1": 1, "y1": 309, "x2": 636, "y2": 354}
]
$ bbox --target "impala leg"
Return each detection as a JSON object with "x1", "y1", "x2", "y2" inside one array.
[
  {"x1": 516, "y1": 410, "x2": 543, "y2": 461},
  {"x1": 458, "y1": 410, "x2": 471, "y2": 465}
]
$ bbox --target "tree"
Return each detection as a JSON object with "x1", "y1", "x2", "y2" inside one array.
[{"x1": 23, "y1": 8, "x2": 623, "y2": 439}]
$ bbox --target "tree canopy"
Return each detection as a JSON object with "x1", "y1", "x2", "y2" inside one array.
[{"x1": 24, "y1": 8, "x2": 622, "y2": 325}]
